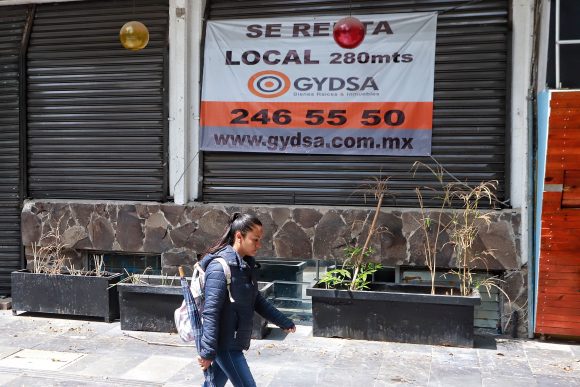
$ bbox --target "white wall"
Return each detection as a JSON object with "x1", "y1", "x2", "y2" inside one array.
[
  {"x1": 511, "y1": 0, "x2": 536, "y2": 266},
  {"x1": 168, "y1": 0, "x2": 190, "y2": 205},
  {"x1": 169, "y1": 0, "x2": 204, "y2": 204}
]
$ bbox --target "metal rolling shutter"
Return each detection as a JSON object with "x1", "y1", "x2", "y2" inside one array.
[
  {"x1": 27, "y1": 0, "x2": 169, "y2": 201},
  {"x1": 0, "y1": 6, "x2": 27, "y2": 295},
  {"x1": 203, "y1": 0, "x2": 509, "y2": 207}
]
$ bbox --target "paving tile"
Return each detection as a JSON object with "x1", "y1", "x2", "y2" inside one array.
[
  {"x1": 523, "y1": 341, "x2": 575, "y2": 354},
  {"x1": 245, "y1": 360, "x2": 281, "y2": 387},
  {"x1": 121, "y1": 355, "x2": 192, "y2": 383},
  {"x1": 0, "y1": 373, "x2": 20, "y2": 386},
  {"x1": 0, "y1": 349, "x2": 84, "y2": 371},
  {"x1": 478, "y1": 350, "x2": 533, "y2": 378},
  {"x1": 61, "y1": 353, "x2": 149, "y2": 378},
  {"x1": 432, "y1": 346, "x2": 480, "y2": 368},
  {"x1": 526, "y1": 352, "x2": 580, "y2": 379},
  {"x1": 1, "y1": 376, "x2": 115, "y2": 387},
  {"x1": 491, "y1": 338, "x2": 527, "y2": 357},
  {"x1": 266, "y1": 364, "x2": 321, "y2": 387},
  {"x1": 482, "y1": 375, "x2": 537, "y2": 387},
  {"x1": 382, "y1": 341, "x2": 434, "y2": 355},
  {"x1": 331, "y1": 342, "x2": 386, "y2": 372},
  {"x1": 427, "y1": 365, "x2": 482, "y2": 387},
  {"x1": 375, "y1": 350, "x2": 431, "y2": 386},
  {"x1": 288, "y1": 366, "x2": 373, "y2": 387},
  {"x1": 0, "y1": 347, "x2": 20, "y2": 360},
  {"x1": 570, "y1": 344, "x2": 580, "y2": 358},
  {"x1": 162, "y1": 364, "x2": 204, "y2": 387},
  {"x1": 534, "y1": 374, "x2": 580, "y2": 387}
]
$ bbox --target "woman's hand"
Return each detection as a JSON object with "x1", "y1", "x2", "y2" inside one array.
[
  {"x1": 284, "y1": 326, "x2": 296, "y2": 334},
  {"x1": 197, "y1": 356, "x2": 212, "y2": 371}
]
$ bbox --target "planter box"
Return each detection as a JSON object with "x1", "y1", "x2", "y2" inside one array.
[
  {"x1": 256, "y1": 260, "x2": 306, "y2": 299},
  {"x1": 119, "y1": 276, "x2": 275, "y2": 338},
  {"x1": 306, "y1": 283, "x2": 481, "y2": 347},
  {"x1": 11, "y1": 269, "x2": 123, "y2": 322},
  {"x1": 252, "y1": 282, "x2": 274, "y2": 339},
  {"x1": 118, "y1": 275, "x2": 183, "y2": 333}
]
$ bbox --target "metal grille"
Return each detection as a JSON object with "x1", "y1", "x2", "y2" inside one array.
[
  {"x1": 26, "y1": 0, "x2": 169, "y2": 201},
  {"x1": 0, "y1": 5, "x2": 27, "y2": 295},
  {"x1": 203, "y1": 0, "x2": 509, "y2": 207}
]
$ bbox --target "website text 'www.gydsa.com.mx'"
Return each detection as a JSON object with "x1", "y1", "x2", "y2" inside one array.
[{"x1": 212, "y1": 131, "x2": 414, "y2": 151}]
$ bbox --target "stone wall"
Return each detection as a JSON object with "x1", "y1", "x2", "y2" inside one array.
[
  {"x1": 22, "y1": 199, "x2": 522, "y2": 273},
  {"x1": 21, "y1": 199, "x2": 527, "y2": 335}
]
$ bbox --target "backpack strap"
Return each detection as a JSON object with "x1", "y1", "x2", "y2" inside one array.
[{"x1": 214, "y1": 257, "x2": 235, "y2": 303}]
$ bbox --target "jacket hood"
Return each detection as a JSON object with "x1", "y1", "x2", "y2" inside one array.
[{"x1": 199, "y1": 245, "x2": 256, "y2": 271}]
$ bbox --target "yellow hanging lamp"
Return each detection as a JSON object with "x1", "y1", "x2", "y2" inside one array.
[{"x1": 119, "y1": 21, "x2": 149, "y2": 51}]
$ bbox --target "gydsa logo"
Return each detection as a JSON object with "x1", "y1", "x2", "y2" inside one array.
[{"x1": 247, "y1": 70, "x2": 290, "y2": 98}]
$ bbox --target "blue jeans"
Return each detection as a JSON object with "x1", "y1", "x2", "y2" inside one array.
[{"x1": 202, "y1": 350, "x2": 256, "y2": 387}]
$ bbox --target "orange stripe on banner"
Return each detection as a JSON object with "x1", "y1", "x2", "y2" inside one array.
[{"x1": 201, "y1": 101, "x2": 433, "y2": 130}]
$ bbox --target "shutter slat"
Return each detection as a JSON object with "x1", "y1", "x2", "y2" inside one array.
[
  {"x1": 0, "y1": 5, "x2": 26, "y2": 295},
  {"x1": 27, "y1": 0, "x2": 169, "y2": 201}
]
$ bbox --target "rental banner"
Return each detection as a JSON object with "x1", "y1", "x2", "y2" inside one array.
[{"x1": 201, "y1": 13, "x2": 437, "y2": 156}]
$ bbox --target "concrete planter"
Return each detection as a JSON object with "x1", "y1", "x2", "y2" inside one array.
[
  {"x1": 252, "y1": 281, "x2": 274, "y2": 339},
  {"x1": 306, "y1": 283, "x2": 481, "y2": 347},
  {"x1": 119, "y1": 276, "x2": 275, "y2": 338},
  {"x1": 118, "y1": 275, "x2": 183, "y2": 333},
  {"x1": 11, "y1": 269, "x2": 123, "y2": 322}
]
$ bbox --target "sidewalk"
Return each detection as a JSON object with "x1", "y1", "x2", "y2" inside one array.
[{"x1": 0, "y1": 310, "x2": 578, "y2": 387}]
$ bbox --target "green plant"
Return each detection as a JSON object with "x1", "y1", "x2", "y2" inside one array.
[
  {"x1": 347, "y1": 177, "x2": 390, "y2": 291},
  {"x1": 319, "y1": 267, "x2": 351, "y2": 289},
  {"x1": 319, "y1": 177, "x2": 390, "y2": 291},
  {"x1": 351, "y1": 262, "x2": 383, "y2": 290},
  {"x1": 319, "y1": 247, "x2": 383, "y2": 290}
]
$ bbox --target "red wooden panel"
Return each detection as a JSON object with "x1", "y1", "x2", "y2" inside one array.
[
  {"x1": 563, "y1": 170, "x2": 580, "y2": 208},
  {"x1": 536, "y1": 91, "x2": 580, "y2": 338},
  {"x1": 540, "y1": 233, "x2": 580, "y2": 243},
  {"x1": 538, "y1": 279, "x2": 579, "y2": 289},
  {"x1": 538, "y1": 307, "x2": 580, "y2": 316},
  {"x1": 546, "y1": 155, "x2": 580, "y2": 165},
  {"x1": 550, "y1": 107, "x2": 580, "y2": 116},
  {"x1": 539, "y1": 264, "x2": 580, "y2": 273},
  {"x1": 538, "y1": 293, "x2": 580, "y2": 304},
  {"x1": 539, "y1": 272, "x2": 580, "y2": 280},
  {"x1": 537, "y1": 300, "x2": 580, "y2": 309},
  {"x1": 541, "y1": 219, "x2": 580, "y2": 228},
  {"x1": 537, "y1": 300, "x2": 580, "y2": 310},
  {"x1": 550, "y1": 91, "x2": 580, "y2": 107},
  {"x1": 548, "y1": 117, "x2": 580, "y2": 128},
  {"x1": 535, "y1": 326, "x2": 579, "y2": 336},
  {"x1": 540, "y1": 243, "x2": 580, "y2": 253},
  {"x1": 541, "y1": 191, "x2": 563, "y2": 211},
  {"x1": 544, "y1": 170, "x2": 565, "y2": 185},
  {"x1": 536, "y1": 320, "x2": 580, "y2": 330},
  {"x1": 539, "y1": 254, "x2": 580, "y2": 265},
  {"x1": 547, "y1": 133, "x2": 580, "y2": 141},
  {"x1": 538, "y1": 286, "x2": 580, "y2": 295}
]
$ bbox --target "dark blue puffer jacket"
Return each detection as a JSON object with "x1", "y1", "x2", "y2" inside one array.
[{"x1": 198, "y1": 245, "x2": 295, "y2": 360}]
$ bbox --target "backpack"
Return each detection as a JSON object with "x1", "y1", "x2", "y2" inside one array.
[{"x1": 174, "y1": 257, "x2": 235, "y2": 342}]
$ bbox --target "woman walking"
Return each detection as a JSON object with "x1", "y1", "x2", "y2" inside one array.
[{"x1": 198, "y1": 213, "x2": 296, "y2": 387}]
